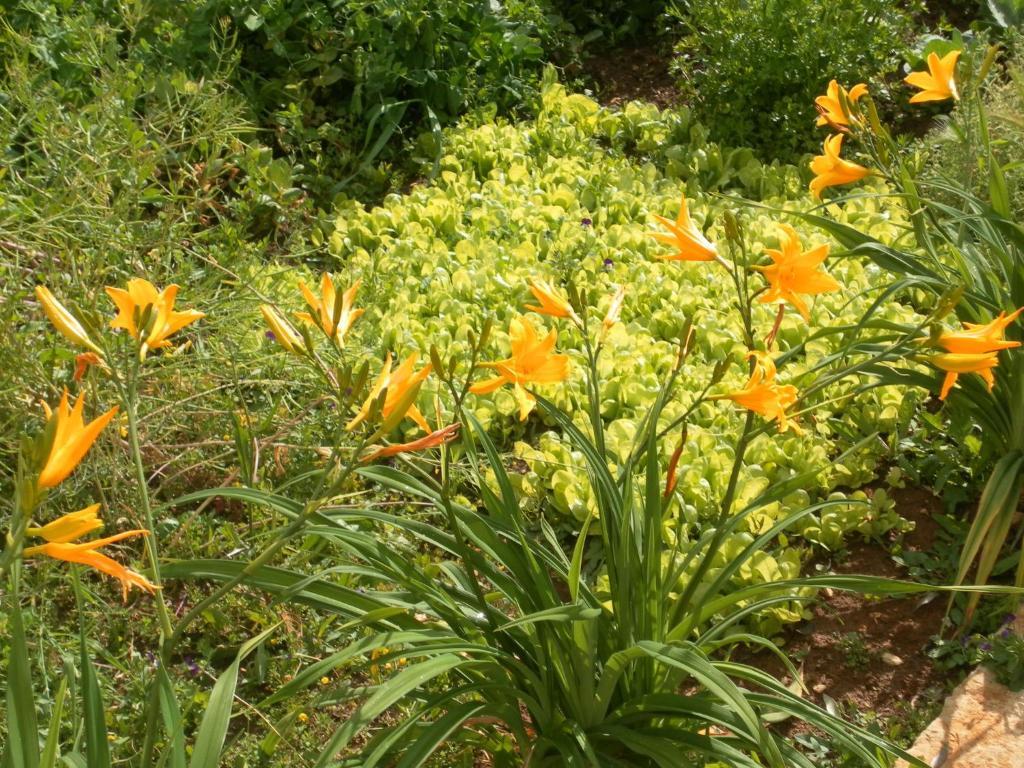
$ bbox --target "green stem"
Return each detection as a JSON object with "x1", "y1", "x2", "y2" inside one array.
[
  {"x1": 671, "y1": 411, "x2": 756, "y2": 616},
  {"x1": 124, "y1": 371, "x2": 175, "y2": 644}
]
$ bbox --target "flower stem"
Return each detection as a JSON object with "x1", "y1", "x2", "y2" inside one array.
[{"x1": 124, "y1": 374, "x2": 175, "y2": 644}]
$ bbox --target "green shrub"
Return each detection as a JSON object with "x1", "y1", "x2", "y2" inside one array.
[
  {"x1": 170, "y1": 0, "x2": 553, "y2": 201},
  {"x1": 671, "y1": 0, "x2": 920, "y2": 161},
  {"x1": 543, "y1": 0, "x2": 670, "y2": 47}
]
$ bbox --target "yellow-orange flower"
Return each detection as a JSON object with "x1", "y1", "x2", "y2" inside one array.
[
  {"x1": 296, "y1": 274, "x2": 363, "y2": 346},
  {"x1": 809, "y1": 134, "x2": 870, "y2": 199},
  {"x1": 260, "y1": 304, "x2": 304, "y2": 354},
  {"x1": 754, "y1": 225, "x2": 841, "y2": 321},
  {"x1": 36, "y1": 286, "x2": 103, "y2": 354},
  {"x1": 525, "y1": 278, "x2": 579, "y2": 322},
  {"x1": 937, "y1": 308, "x2": 1023, "y2": 355},
  {"x1": 105, "y1": 279, "x2": 204, "y2": 355},
  {"x1": 361, "y1": 423, "x2": 461, "y2": 462},
  {"x1": 650, "y1": 193, "x2": 718, "y2": 262},
  {"x1": 23, "y1": 529, "x2": 158, "y2": 600},
  {"x1": 73, "y1": 352, "x2": 105, "y2": 382},
  {"x1": 347, "y1": 353, "x2": 432, "y2": 433},
  {"x1": 470, "y1": 316, "x2": 571, "y2": 421},
  {"x1": 724, "y1": 352, "x2": 802, "y2": 434},
  {"x1": 37, "y1": 390, "x2": 118, "y2": 489},
  {"x1": 815, "y1": 80, "x2": 868, "y2": 128},
  {"x1": 932, "y1": 352, "x2": 1000, "y2": 400},
  {"x1": 905, "y1": 50, "x2": 961, "y2": 104},
  {"x1": 27, "y1": 504, "x2": 103, "y2": 543}
]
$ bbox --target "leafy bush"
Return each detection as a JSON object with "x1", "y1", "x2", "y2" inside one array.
[
  {"x1": 671, "y1": 0, "x2": 920, "y2": 160},
  {"x1": 542, "y1": 0, "x2": 670, "y2": 47},
  {"x1": 168, "y1": 0, "x2": 553, "y2": 201}
]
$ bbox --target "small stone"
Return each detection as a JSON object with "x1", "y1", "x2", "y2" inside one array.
[
  {"x1": 881, "y1": 652, "x2": 903, "y2": 666},
  {"x1": 812, "y1": 683, "x2": 827, "y2": 694}
]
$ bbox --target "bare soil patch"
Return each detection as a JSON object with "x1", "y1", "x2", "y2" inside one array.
[
  {"x1": 582, "y1": 46, "x2": 681, "y2": 110},
  {"x1": 741, "y1": 487, "x2": 960, "y2": 732}
]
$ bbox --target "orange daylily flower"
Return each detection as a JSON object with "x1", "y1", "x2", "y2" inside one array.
[
  {"x1": 932, "y1": 352, "x2": 1000, "y2": 400},
  {"x1": 23, "y1": 529, "x2": 158, "y2": 600},
  {"x1": 650, "y1": 193, "x2": 718, "y2": 262},
  {"x1": 73, "y1": 352, "x2": 105, "y2": 382},
  {"x1": 361, "y1": 423, "x2": 461, "y2": 462},
  {"x1": 35, "y1": 286, "x2": 103, "y2": 354},
  {"x1": 724, "y1": 352, "x2": 802, "y2": 434},
  {"x1": 347, "y1": 353, "x2": 432, "y2": 433},
  {"x1": 754, "y1": 225, "x2": 841, "y2": 321},
  {"x1": 37, "y1": 390, "x2": 118, "y2": 489},
  {"x1": 105, "y1": 279, "x2": 204, "y2": 356},
  {"x1": 525, "y1": 278, "x2": 579, "y2": 322},
  {"x1": 815, "y1": 80, "x2": 868, "y2": 128},
  {"x1": 905, "y1": 50, "x2": 961, "y2": 104},
  {"x1": 809, "y1": 134, "x2": 871, "y2": 199},
  {"x1": 296, "y1": 274, "x2": 364, "y2": 346},
  {"x1": 937, "y1": 308, "x2": 1023, "y2": 355},
  {"x1": 260, "y1": 304, "x2": 305, "y2": 354},
  {"x1": 470, "y1": 316, "x2": 571, "y2": 421},
  {"x1": 27, "y1": 504, "x2": 103, "y2": 543}
]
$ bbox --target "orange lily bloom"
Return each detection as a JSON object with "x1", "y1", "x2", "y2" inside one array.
[
  {"x1": 809, "y1": 134, "x2": 870, "y2": 199},
  {"x1": 361, "y1": 423, "x2": 461, "y2": 462},
  {"x1": 815, "y1": 80, "x2": 868, "y2": 128},
  {"x1": 37, "y1": 390, "x2": 118, "y2": 489},
  {"x1": 35, "y1": 286, "x2": 103, "y2": 354},
  {"x1": 260, "y1": 304, "x2": 305, "y2": 354},
  {"x1": 932, "y1": 352, "x2": 1000, "y2": 400},
  {"x1": 905, "y1": 50, "x2": 961, "y2": 103},
  {"x1": 105, "y1": 279, "x2": 204, "y2": 356},
  {"x1": 347, "y1": 353, "x2": 432, "y2": 433},
  {"x1": 724, "y1": 352, "x2": 802, "y2": 434},
  {"x1": 73, "y1": 352, "x2": 105, "y2": 382},
  {"x1": 296, "y1": 274, "x2": 364, "y2": 346},
  {"x1": 938, "y1": 308, "x2": 1023, "y2": 355},
  {"x1": 754, "y1": 225, "x2": 840, "y2": 321},
  {"x1": 650, "y1": 193, "x2": 718, "y2": 262},
  {"x1": 525, "y1": 278, "x2": 579, "y2": 322},
  {"x1": 470, "y1": 316, "x2": 571, "y2": 421},
  {"x1": 23, "y1": 529, "x2": 158, "y2": 600},
  {"x1": 27, "y1": 503, "x2": 103, "y2": 543}
]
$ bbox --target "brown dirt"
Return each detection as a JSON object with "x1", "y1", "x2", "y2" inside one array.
[
  {"x1": 740, "y1": 487, "x2": 958, "y2": 731},
  {"x1": 582, "y1": 46, "x2": 681, "y2": 110}
]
